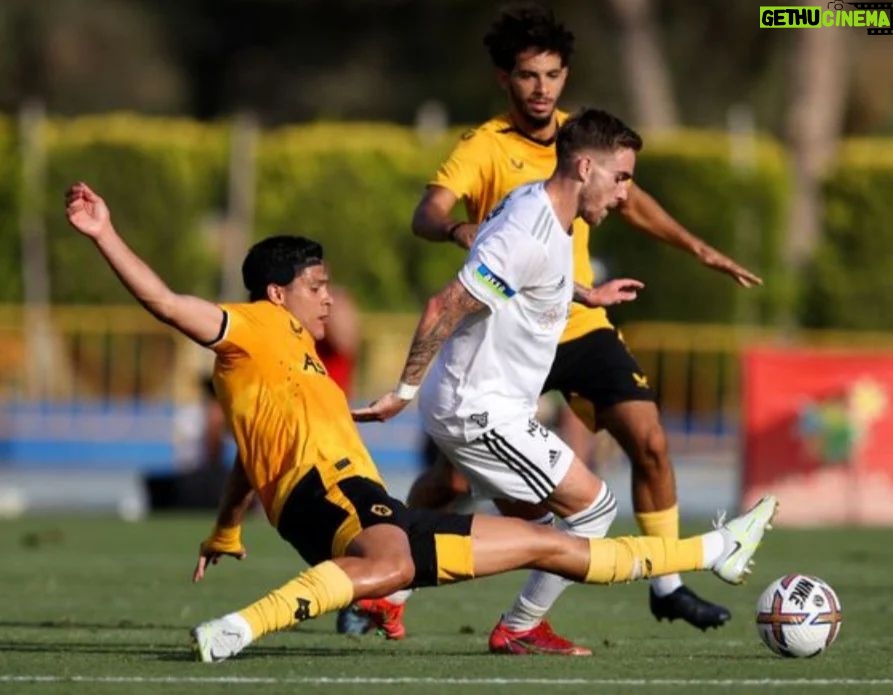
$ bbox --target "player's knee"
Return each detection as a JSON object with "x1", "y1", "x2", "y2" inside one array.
[
  {"x1": 372, "y1": 553, "x2": 416, "y2": 593},
  {"x1": 559, "y1": 484, "x2": 617, "y2": 539},
  {"x1": 448, "y1": 468, "x2": 470, "y2": 495},
  {"x1": 635, "y1": 422, "x2": 669, "y2": 471},
  {"x1": 407, "y1": 468, "x2": 462, "y2": 510}
]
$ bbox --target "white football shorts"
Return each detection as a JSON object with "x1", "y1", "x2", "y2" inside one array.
[{"x1": 430, "y1": 417, "x2": 574, "y2": 504}]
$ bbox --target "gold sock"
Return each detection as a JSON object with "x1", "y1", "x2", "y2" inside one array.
[
  {"x1": 238, "y1": 560, "x2": 354, "y2": 639},
  {"x1": 585, "y1": 536, "x2": 705, "y2": 584},
  {"x1": 635, "y1": 504, "x2": 679, "y2": 539}
]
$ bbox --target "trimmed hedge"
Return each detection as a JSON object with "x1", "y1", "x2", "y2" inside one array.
[
  {"x1": 43, "y1": 114, "x2": 228, "y2": 304},
  {"x1": 0, "y1": 113, "x2": 886, "y2": 328},
  {"x1": 0, "y1": 119, "x2": 21, "y2": 301},
  {"x1": 594, "y1": 131, "x2": 789, "y2": 326},
  {"x1": 254, "y1": 123, "x2": 465, "y2": 309},
  {"x1": 800, "y1": 139, "x2": 893, "y2": 330}
]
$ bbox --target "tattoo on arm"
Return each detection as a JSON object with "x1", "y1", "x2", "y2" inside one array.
[{"x1": 401, "y1": 280, "x2": 486, "y2": 385}]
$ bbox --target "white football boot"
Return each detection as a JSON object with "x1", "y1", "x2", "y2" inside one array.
[
  {"x1": 190, "y1": 613, "x2": 253, "y2": 663},
  {"x1": 712, "y1": 495, "x2": 779, "y2": 585}
]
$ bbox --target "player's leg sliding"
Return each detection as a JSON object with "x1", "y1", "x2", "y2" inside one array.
[
  {"x1": 490, "y1": 486, "x2": 617, "y2": 656},
  {"x1": 192, "y1": 496, "x2": 777, "y2": 662},
  {"x1": 638, "y1": 504, "x2": 732, "y2": 630},
  {"x1": 191, "y1": 560, "x2": 354, "y2": 663},
  {"x1": 585, "y1": 495, "x2": 777, "y2": 586}
]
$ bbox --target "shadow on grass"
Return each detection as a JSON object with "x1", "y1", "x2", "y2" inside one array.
[
  {"x1": 0, "y1": 619, "x2": 186, "y2": 631},
  {"x1": 0, "y1": 640, "x2": 186, "y2": 658},
  {"x1": 0, "y1": 636, "x2": 486, "y2": 660}
]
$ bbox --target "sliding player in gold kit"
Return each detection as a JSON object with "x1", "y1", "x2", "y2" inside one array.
[{"x1": 64, "y1": 164, "x2": 774, "y2": 663}]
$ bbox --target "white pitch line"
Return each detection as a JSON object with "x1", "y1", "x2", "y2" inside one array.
[{"x1": 1, "y1": 676, "x2": 893, "y2": 687}]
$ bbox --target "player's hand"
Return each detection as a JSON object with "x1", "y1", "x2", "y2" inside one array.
[
  {"x1": 64, "y1": 182, "x2": 112, "y2": 239},
  {"x1": 192, "y1": 535, "x2": 247, "y2": 583},
  {"x1": 576, "y1": 278, "x2": 644, "y2": 308},
  {"x1": 699, "y1": 248, "x2": 763, "y2": 288},
  {"x1": 351, "y1": 391, "x2": 410, "y2": 423}
]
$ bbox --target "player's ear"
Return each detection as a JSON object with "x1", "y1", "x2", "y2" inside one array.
[
  {"x1": 266, "y1": 283, "x2": 286, "y2": 305},
  {"x1": 495, "y1": 68, "x2": 510, "y2": 90},
  {"x1": 575, "y1": 154, "x2": 592, "y2": 184}
]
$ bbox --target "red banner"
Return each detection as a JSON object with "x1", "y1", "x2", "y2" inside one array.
[{"x1": 742, "y1": 347, "x2": 893, "y2": 526}]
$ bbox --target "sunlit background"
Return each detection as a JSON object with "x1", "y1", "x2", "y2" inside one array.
[{"x1": 2, "y1": 0, "x2": 893, "y2": 524}]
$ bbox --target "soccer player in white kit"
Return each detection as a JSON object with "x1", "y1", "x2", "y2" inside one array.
[
  {"x1": 354, "y1": 109, "x2": 645, "y2": 653},
  {"x1": 419, "y1": 179, "x2": 588, "y2": 505}
]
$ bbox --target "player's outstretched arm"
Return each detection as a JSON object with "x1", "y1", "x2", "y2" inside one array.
[
  {"x1": 352, "y1": 278, "x2": 486, "y2": 423},
  {"x1": 618, "y1": 183, "x2": 763, "y2": 288},
  {"x1": 411, "y1": 185, "x2": 478, "y2": 250},
  {"x1": 193, "y1": 455, "x2": 254, "y2": 583},
  {"x1": 64, "y1": 182, "x2": 225, "y2": 345}
]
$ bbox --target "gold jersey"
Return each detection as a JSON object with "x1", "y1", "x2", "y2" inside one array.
[
  {"x1": 430, "y1": 112, "x2": 613, "y2": 341},
  {"x1": 211, "y1": 301, "x2": 384, "y2": 525}
]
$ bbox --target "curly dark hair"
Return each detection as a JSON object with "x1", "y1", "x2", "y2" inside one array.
[
  {"x1": 483, "y1": 3, "x2": 575, "y2": 72},
  {"x1": 241, "y1": 235, "x2": 323, "y2": 302}
]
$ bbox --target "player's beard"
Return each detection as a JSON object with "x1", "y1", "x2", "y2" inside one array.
[
  {"x1": 508, "y1": 89, "x2": 556, "y2": 133},
  {"x1": 519, "y1": 110, "x2": 554, "y2": 131}
]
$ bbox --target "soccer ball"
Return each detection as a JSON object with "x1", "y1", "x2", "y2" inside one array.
[{"x1": 755, "y1": 574, "x2": 842, "y2": 657}]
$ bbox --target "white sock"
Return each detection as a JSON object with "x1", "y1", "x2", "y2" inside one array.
[
  {"x1": 700, "y1": 529, "x2": 726, "y2": 568},
  {"x1": 501, "y1": 486, "x2": 616, "y2": 632},
  {"x1": 385, "y1": 589, "x2": 413, "y2": 605},
  {"x1": 651, "y1": 574, "x2": 684, "y2": 597},
  {"x1": 500, "y1": 511, "x2": 562, "y2": 632},
  {"x1": 222, "y1": 612, "x2": 253, "y2": 642}
]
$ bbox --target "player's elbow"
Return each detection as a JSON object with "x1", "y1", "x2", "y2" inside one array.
[
  {"x1": 411, "y1": 197, "x2": 452, "y2": 241},
  {"x1": 423, "y1": 293, "x2": 448, "y2": 322},
  {"x1": 410, "y1": 205, "x2": 430, "y2": 239},
  {"x1": 142, "y1": 291, "x2": 187, "y2": 328},
  {"x1": 141, "y1": 295, "x2": 177, "y2": 325}
]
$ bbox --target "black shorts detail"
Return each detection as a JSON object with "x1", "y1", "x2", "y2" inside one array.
[
  {"x1": 404, "y1": 507, "x2": 472, "y2": 588},
  {"x1": 276, "y1": 470, "x2": 472, "y2": 588},
  {"x1": 544, "y1": 328, "x2": 656, "y2": 409}
]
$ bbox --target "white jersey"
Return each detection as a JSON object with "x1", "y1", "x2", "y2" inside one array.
[{"x1": 419, "y1": 181, "x2": 573, "y2": 441}]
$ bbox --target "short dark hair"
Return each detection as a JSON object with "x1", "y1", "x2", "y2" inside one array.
[
  {"x1": 484, "y1": 3, "x2": 574, "y2": 72},
  {"x1": 241, "y1": 235, "x2": 323, "y2": 302},
  {"x1": 556, "y1": 109, "x2": 643, "y2": 167}
]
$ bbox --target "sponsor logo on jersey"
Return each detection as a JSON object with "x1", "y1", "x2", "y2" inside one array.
[
  {"x1": 303, "y1": 353, "x2": 327, "y2": 375},
  {"x1": 474, "y1": 263, "x2": 516, "y2": 299},
  {"x1": 538, "y1": 304, "x2": 566, "y2": 329},
  {"x1": 290, "y1": 319, "x2": 304, "y2": 336},
  {"x1": 371, "y1": 503, "x2": 393, "y2": 517},
  {"x1": 633, "y1": 372, "x2": 650, "y2": 389},
  {"x1": 510, "y1": 157, "x2": 524, "y2": 170},
  {"x1": 470, "y1": 412, "x2": 489, "y2": 429},
  {"x1": 548, "y1": 449, "x2": 561, "y2": 467}
]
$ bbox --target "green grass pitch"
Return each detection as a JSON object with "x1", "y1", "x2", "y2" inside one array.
[{"x1": 1, "y1": 514, "x2": 891, "y2": 695}]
